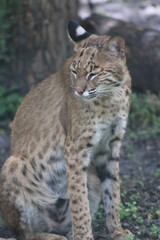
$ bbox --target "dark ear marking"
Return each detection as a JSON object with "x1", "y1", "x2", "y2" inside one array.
[{"x1": 68, "y1": 21, "x2": 91, "y2": 42}]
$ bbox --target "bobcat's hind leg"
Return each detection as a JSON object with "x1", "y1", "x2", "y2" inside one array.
[{"x1": 0, "y1": 156, "x2": 69, "y2": 240}]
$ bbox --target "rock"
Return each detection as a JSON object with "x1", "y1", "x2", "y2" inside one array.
[{"x1": 81, "y1": 14, "x2": 160, "y2": 93}]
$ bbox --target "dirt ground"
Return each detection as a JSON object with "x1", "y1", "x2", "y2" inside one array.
[{"x1": 0, "y1": 127, "x2": 160, "y2": 240}]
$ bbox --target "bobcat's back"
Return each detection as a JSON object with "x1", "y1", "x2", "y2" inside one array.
[{"x1": 11, "y1": 72, "x2": 66, "y2": 156}]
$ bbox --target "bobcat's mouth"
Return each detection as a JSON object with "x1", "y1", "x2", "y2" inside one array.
[{"x1": 74, "y1": 89, "x2": 98, "y2": 99}]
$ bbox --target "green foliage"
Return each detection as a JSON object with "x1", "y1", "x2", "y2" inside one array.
[
  {"x1": 0, "y1": 86, "x2": 23, "y2": 121},
  {"x1": 92, "y1": 203, "x2": 107, "y2": 238},
  {"x1": 120, "y1": 200, "x2": 138, "y2": 221},
  {"x1": 129, "y1": 92, "x2": 160, "y2": 138},
  {"x1": 150, "y1": 224, "x2": 160, "y2": 239},
  {"x1": 92, "y1": 203, "x2": 105, "y2": 229}
]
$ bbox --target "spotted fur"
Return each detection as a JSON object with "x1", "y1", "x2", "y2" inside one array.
[{"x1": 0, "y1": 22, "x2": 132, "y2": 240}]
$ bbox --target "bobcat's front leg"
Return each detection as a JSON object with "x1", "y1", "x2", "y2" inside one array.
[
  {"x1": 96, "y1": 136, "x2": 131, "y2": 240},
  {"x1": 65, "y1": 138, "x2": 93, "y2": 240},
  {"x1": 96, "y1": 158, "x2": 121, "y2": 238}
]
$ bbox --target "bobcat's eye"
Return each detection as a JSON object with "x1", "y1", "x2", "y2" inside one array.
[
  {"x1": 87, "y1": 73, "x2": 97, "y2": 81},
  {"x1": 71, "y1": 70, "x2": 77, "y2": 78}
]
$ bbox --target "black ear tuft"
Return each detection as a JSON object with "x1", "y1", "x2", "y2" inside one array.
[{"x1": 68, "y1": 21, "x2": 91, "y2": 42}]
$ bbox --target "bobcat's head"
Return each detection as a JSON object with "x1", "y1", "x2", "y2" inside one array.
[{"x1": 68, "y1": 21, "x2": 128, "y2": 100}]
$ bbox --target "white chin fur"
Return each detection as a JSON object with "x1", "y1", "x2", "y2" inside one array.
[
  {"x1": 74, "y1": 91, "x2": 89, "y2": 97},
  {"x1": 76, "y1": 26, "x2": 86, "y2": 37},
  {"x1": 82, "y1": 91, "x2": 89, "y2": 97},
  {"x1": 74, "y1": 91, "x2": 79, "y2": 96}
]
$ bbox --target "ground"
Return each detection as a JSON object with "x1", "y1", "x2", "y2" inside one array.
[{"x1": 0, "y1": 124, "x2": 160, "y2": 240}]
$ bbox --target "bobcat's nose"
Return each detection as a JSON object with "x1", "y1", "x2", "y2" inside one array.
[{"x1": 75, "y1": 88, "x2": 84, "y2": 95}]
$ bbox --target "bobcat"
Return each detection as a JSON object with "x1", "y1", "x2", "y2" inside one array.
[{"x1": 0, "y1": 21, "x2": 132, "y2": 240}]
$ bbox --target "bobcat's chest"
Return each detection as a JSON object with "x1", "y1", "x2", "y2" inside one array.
[{"x1": 92, "y1": 114, "x2": 113, "y2": 148}]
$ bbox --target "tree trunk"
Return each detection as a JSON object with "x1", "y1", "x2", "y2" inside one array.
[{"x1": 13, "y1": 0, "x2": 79, "y2": 92}]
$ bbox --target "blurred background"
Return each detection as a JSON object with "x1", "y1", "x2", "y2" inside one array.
[{"x1": 0, "y1": 0, "x2": 160, "y2": 240}]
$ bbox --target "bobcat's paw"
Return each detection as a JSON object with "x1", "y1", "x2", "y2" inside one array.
[{"x1": 109, "y1": 229, "x2": 133, "y2": 240}]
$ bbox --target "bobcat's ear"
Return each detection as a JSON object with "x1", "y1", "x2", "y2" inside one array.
[
  {"x1": 108, "y1": 36, "x2": 126, "y2": 59},
  {"x1": 68, "y1": 21, "x2": 91, "y2": 43}
]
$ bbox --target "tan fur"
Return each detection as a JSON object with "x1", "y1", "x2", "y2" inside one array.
[{"x1": 0, "y1": 33, "x2": 132, "y2": 240}]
